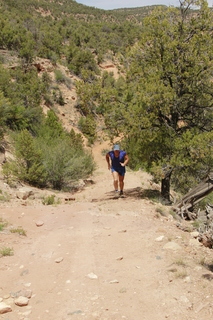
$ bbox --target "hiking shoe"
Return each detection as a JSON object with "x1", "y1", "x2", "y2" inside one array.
[
  {"x1": 115, "y1": 189, "x2": 118, "y2": 193},
  {"x1": 119, "y1": 190, "x2": 123, "y2": 196}
]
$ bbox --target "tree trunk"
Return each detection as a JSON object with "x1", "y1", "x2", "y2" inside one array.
[{"x1": 161, "y1": 166, "x2": 173, "y2": 203}]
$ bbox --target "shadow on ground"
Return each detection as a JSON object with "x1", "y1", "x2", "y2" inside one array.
[{"x1": 91, "y1": 187, "x2": 162, "y2": 202}]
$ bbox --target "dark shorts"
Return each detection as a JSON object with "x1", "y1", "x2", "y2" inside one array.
[{"x1": 111, "y1": 167, "x2": 125, "y2": 176}]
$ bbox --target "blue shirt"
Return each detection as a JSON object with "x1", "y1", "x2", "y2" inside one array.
[{"x1": 108, "y1": 150, "x2": 126, "y2": 174}]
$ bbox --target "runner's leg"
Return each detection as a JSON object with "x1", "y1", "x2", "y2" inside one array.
[
  {"x1": 118, "y1": 174, "x2": 124, "y2": 192},
  {"x1": 112, "y1": 171, "x2": 119, "y2": 191}
]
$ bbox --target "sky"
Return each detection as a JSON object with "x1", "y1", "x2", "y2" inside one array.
[{"x1": 75, "y1": 0, "x2": 212, "y2": 10}]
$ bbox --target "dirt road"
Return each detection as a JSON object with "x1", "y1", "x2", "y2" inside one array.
[{"x1": 0, "y1": 141, "x2": 213, "y2": 320}]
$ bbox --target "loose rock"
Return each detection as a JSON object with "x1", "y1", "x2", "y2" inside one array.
[
  {"x1": 87, "y1": 272, "x2": 98, "y2": 279},
  {"x1": 35, "y1": 220, "x2": 44, "y2": 227},
  {"x1": 55, "y1": 257, "x2": 64, "y2": 263},
  {"x1": 14, "y1": 296, "x2": 29, "y2": 306},
  {"x1": 163, "y1": 242, "x2": 181, "y2": 250},
  {"x1": 0, "y1": 302, "x2": 12, "y2": 314}
]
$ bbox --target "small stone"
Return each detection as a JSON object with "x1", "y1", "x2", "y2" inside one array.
[
  {"x1": 55, "y1": 257, "x2": 64, "y2": 263},
  {"x1": 155, "y1": 235, "x2": 164, "y2": 242},
  {"x1": 20, "y1": 289, "x2": 32, "y2": 299},
  {"x1": 189, "y1": 238, "x2": 202, "y2": 247},
  {"x1": 87, "y1": 272, "x2": 98, "y2": 279},
  {"x1": 180, "y1": 295, "x2": 190, "y2": 304},
  {"x1": 16, "y1": 187, "x2": 34, "y2": 200},
  {"x1": 68, "y1": 310, "x2": 82, "y2": 315},
  {"x1": 0, "y1": 302, "x2": 12, "y2": 314},
  {"x1": 92, "y1": 311, "x2": 100, "y2": 317},
  {"x1": 35, "y1": 220, "x2": 44, "y2": 227},
  {"x1": 194, "y1": 266, "x2": 202, "y2": 271},
  {"x1": 109, "y1": 279, "x2": 119, "y2": 284},
  {"x1": 116, "y1": 256, "x2": 123, "y2": 260},
  {"x1": 90, "y1": 295, "x2": 99, "y2": 301},
  {"x1": 14, "y1": 296, "x2": 29, "y2": 306},
  {"x1": 20, "y1": 269, "x2": 29, "y2": 276},
  {"x1": 190, "y1": 231, "x2": 199, "y2": 238},
  {"x1": 24, "y1": 283, "x2": 31, "y2": 287},
  {"x1": 184, "y1": 276, "x2": 191, "y2": 283},
  {"x1": 21, "y1": 309, "x2": 32, "y2": 316},
  {"x1": 163, "y1": 242, "x2": 181, "y2": 250}
]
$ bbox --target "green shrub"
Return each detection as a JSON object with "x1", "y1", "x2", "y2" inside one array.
[
  {"x1": 42, "y1": 194, "x2": 59, "y2": 205},
  {"x1": 6, "y1": 129, "x2": 47, "y2": 187},
  {"x1": 199, "y1": 193, "x2": 213, "y2": 210},
  {"x1": 10, "y1": 226, "x2": 27, "y2": 236},
  {"x1": 0, "y1": 218, "x2": 8, "y2": 231},
  {"x1": 155, "y1": 207, "x2": 167, "y2": 216},
  {"x1": 0, "y1": 247, "x2": 13, "y2": 257},
  {"x1": 42, "y1": 138, "x2": 95, "y2": 189},
  {"x1": 78, "y1": 116, "x2": 96, "y2": 144},
  {"x1": 3, "y1": 113, "x2": 95, "y2": 190},
  {"x1": 54, "y1": 69, "x2": 66, "y2": 83},
  {"x1": 0, "y1": 189, "x2": 10, "y2": 202}
]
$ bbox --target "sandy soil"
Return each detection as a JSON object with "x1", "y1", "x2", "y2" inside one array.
[{"x1": 0, "y1": 140, "x2": 213, "y2": 320}]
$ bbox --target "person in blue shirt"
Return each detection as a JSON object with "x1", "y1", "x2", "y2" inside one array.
[{"x1": 106, "y1": 144, "x2": 129, "y2": 196}]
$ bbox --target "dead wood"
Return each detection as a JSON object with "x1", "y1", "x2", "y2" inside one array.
[{"x1": 173, "y1": 173, "x2": 213, "y2": 220}]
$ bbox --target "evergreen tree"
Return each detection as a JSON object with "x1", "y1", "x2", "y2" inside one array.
[
  {"x1": 6, "y1": 129, "x2": 47, "y2": 187},
  {"x1": 112, "y1": 0, "x2": 213, "y2": 201}
]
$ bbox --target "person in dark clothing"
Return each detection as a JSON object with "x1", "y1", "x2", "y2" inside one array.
[{"x1": 106, "y1": 144, "x2": 129, "y2": 196}]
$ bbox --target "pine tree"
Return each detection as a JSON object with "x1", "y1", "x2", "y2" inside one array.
[{"x1": 115, "y1": 0, "x2": 213, "y2": 201}]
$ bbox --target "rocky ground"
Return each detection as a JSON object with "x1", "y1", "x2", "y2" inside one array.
[{"x1": 0, "y1": 140, "x2": 213, "y2": 320}]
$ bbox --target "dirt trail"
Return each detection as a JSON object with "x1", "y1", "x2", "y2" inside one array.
[{"x1": 0, "y1": 141, "x2": 213, "y2": 320}]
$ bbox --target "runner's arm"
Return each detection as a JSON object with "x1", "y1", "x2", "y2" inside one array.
[
  {"x1": 106, "y1": 153, "x2": 111, "y2": 170},
  {"x1": 120, "y1": 154, "x2": 129, "y2": 167}
]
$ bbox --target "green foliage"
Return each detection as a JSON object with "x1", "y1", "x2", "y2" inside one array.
[
  {"x1": 0, "y1": 247, "x2": 14, "y2": 257},
  {"x1": 35, "y1": 112, "x2": 95, "y2": 189},
  {"x1": 42, "y1": 194, "x2": 60, "y2": 205},
  {"x1": 155, "y1": 207, "x2": 167, "y2": 216},
  {"x1": 4, "y1": 121, "x2": 95, "y2": 190},
  {"x1": 52, "y1": 89, "x2": 65, "y2": 106},
  {"x1": 10, "y1": 226, "x2": 27, "y2": 236},
  {"x1": 69, "y1": 129, "x2": 84, "y2": 150},
  {"x1": 198, "y1": 192, "x2": 213, "y2": 210},
  {"x1": 10, "y1": 67, "x2": 43, "y2": 108},
  {"x1": 76, "y1": 79, "x2": 101, "y2": 116},
  {"x1": 0, "y1": 97, "x2": 29, "y2": 131},
  {"x1": 78, "y1": 116, "x2": 97, "y2": 144},
  {"x1": 19, "y1": 35, "x2": 35, "y2": 64},
  {"x1": 102, "y1": 0, "x2": 213, "y2": 197},
  {"x1": 67, "y1": 47, "x2": 99, "y2": 77},
  {"x1": 41, "y1": 137, "x2": 95, "y2": 189},
  {"x1": 0, "y1": 65, "x2": 44, "y2": 131},
  {"x1": 37, "y1": 110, "x2": 65, "y2": 142},
  {"x1": 0, "y1": 65, "x2": 11, "y2": 96},
  {"x1": 170, "y1": 130, "x2": 213, "y2": 192},
  {"x1": 2, "y1": 161, "x2": 17, "y2": 187},
  {"x1": 54, "y1": 69, "x2": 67, "y2": 84},
  {"x1": 0, "y1": 218, "x2": 8, "y2": 231},
  {"x1": 6, "y1": 129, "x2": 47, "y2": 187},
  {"x1": 0, "y1": 189, "x2": 10, "y2": 202}
]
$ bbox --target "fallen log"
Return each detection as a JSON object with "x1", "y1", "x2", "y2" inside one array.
[{"x1": 173, "y1": 173, "x2": 213, "y2": 220}]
